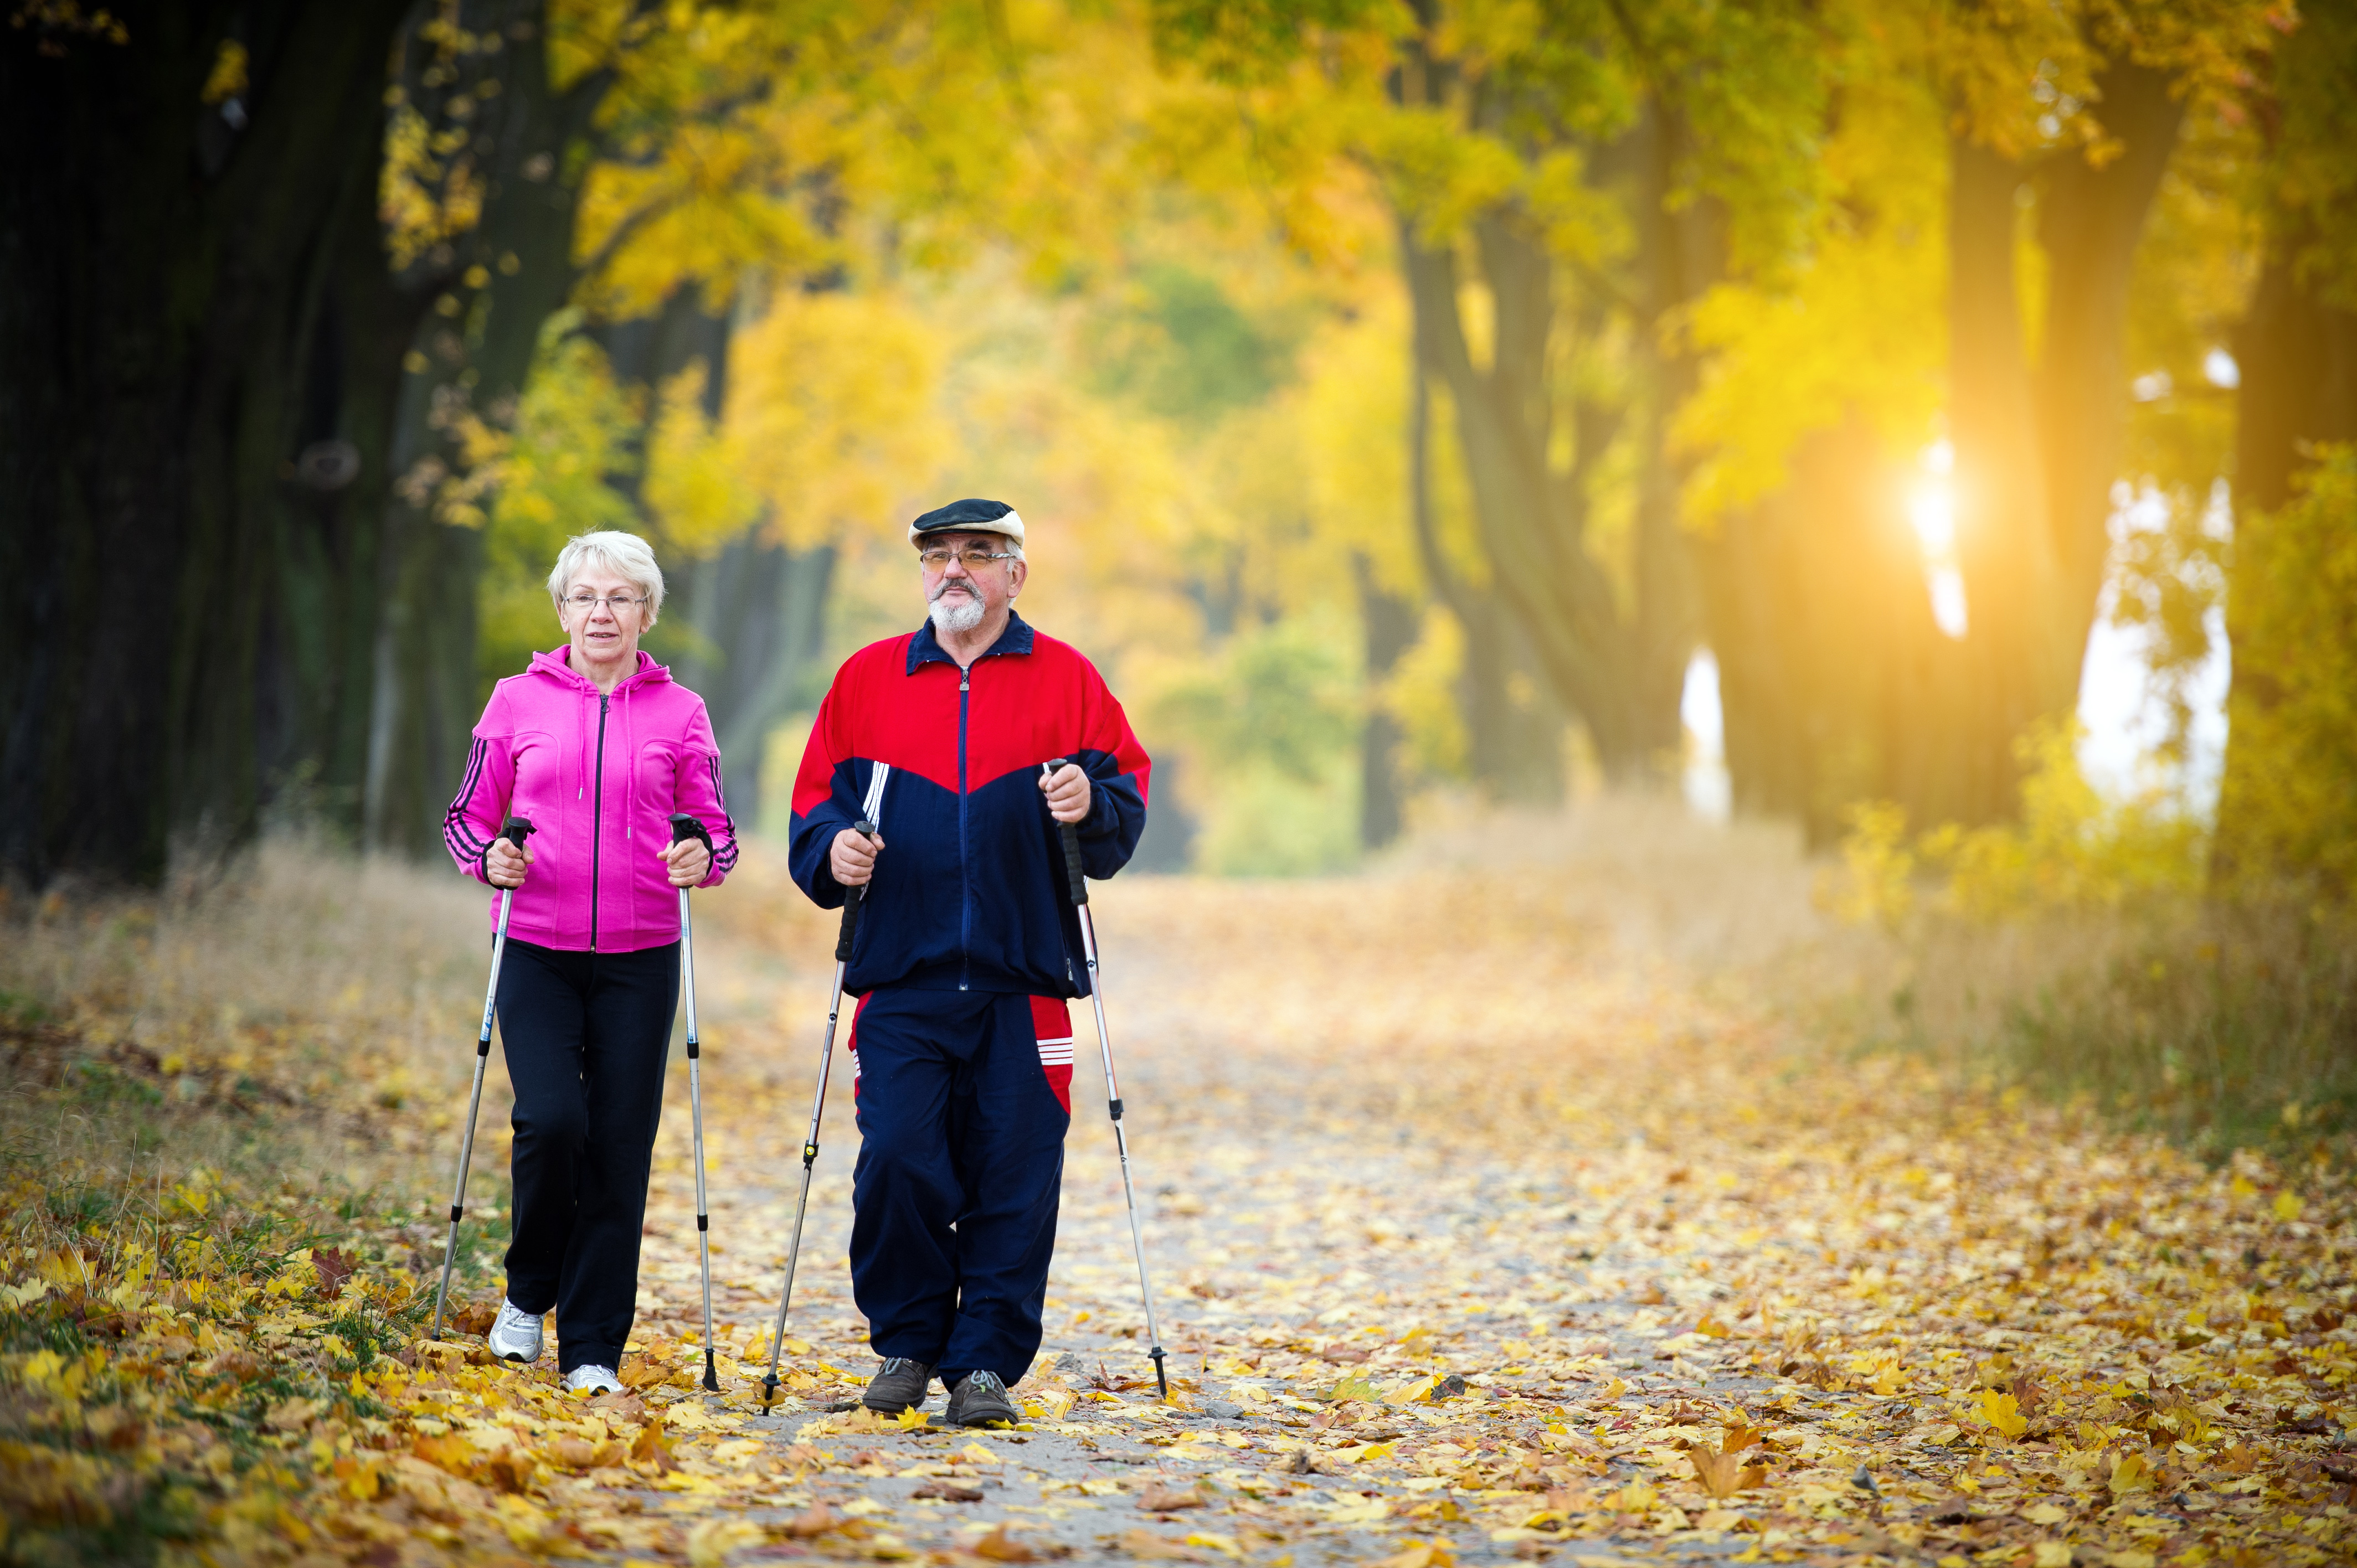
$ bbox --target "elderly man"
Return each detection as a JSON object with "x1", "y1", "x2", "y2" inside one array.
[{"x1": 788, "y1": 498, "x2": 1150, "y2": 1427}]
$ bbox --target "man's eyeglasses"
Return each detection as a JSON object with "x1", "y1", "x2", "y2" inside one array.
[
  {"x1": 563, "y1": 592, "x2": 646, "y2": 615},
  {"x1": 918, "y1": 546, "x2": 1018, "y2": 571}
]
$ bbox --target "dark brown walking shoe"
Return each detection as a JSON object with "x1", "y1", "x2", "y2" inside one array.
[
  {"x1": 945, "y1": 1369, "x2": 1020, "y2": 1427},
  {"x1": 861, "y1": 1357, "x2": 934, "y2": 1414}
]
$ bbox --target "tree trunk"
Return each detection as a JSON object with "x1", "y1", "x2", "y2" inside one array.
[
  {"x1": 1697, "y1": 417, "x2": 1969, "y2": 845},
  {"x1": 2214, "y1": 78, "x2": 2357, "y2": 881},
  {"x1": 2034, "y1": 60, "x2": 2184, "y2": 666},
  {"x1": 1399, "y1": 220, "x2": 1637, "y2": 773},
  {"x1": 1943, "y1": 60, "x2": 2183, "y2": 824},
  {"x1": 1353, "y1": 554, "x2": 1418, "y2": 848},
  {"x1": 1944, "y1": 134, "x2": 2062, "y2": 824},
  {"x1": 363, "y1": 0, "x2": 616, "y2": 856},
  {"x1": 1403, "y1": 353, "x2": 1565, "y2": 804},
  {"x1": 0, "y1": 0, "x2": 415, "y2": 884}
]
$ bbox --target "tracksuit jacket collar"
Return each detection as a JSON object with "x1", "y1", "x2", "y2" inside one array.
[
  {"x1": 905, "y1": 612, "x2": 1035, "y2": 675},
  {"x1": 526, "y1": 646, "x2": 671, "y2": 693}
]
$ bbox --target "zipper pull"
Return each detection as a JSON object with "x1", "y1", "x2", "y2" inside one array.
[{"x1": 961, "y1": 667, "x2": 970, "y2": 692}]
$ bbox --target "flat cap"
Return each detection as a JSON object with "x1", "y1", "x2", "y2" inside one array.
[{"x1": 909, "y1": 497, "x2": 1025, "y2": 545}]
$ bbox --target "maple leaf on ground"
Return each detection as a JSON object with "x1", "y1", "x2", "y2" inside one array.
[
  {"x1": 1138, "y1": 1481, "x2": 1208, "y2": 1511},
  {"x1": 1975, "y1": 1390, "x2": 2029, "y2": 1440},
  {"x1": 447, "y1": 1298, "x2": 499, "y2": 1335},
  {"x1": 1115, "y1": 1530, "x2": 1208, "y2": 1561},
  {"x1": 264, "y1": 1396, "x2": 322, "y2": 1432},
  {"x1": 311, "y1": 1246, "x2": 357, "y2": 1299},
  {"x1": 411, "y1": 1432, "x2": 475, "y2": 1475},
  {"x1": 1365, "y1": 1541, "x2": 1455, "y2": 1568},
  {"x1": 2108, "y1": 1452, "x2": 2155, "y2": 1495},
  {"x1": 970, "y1": 1524, "x2": 1037, "y2": 1562},
  {"x1": 482, "y1": 1447, "x2": 536, "y2": 1494},
  {"x1": 585, "y1": 1389, "x2": 647, "y2": 1422},
  {"x1": 783, "y1": 1502, "x2": 845, "y2": 1538},
  {"x1": 687, "y1": 1517, "x2": 765, "y2": 1568},
  {"x1": 1689, "y1": 1448, "x2": 1768, "y2": 1499},
  {"x1": 914, "y1": 1480, "x2": 986, "y2": 1502},
  {"x1": 547, "y1": 1436, "x2": 600, "y2": 1469},
  {"x1": 1321, "y1": 1343, "x2": 1372, "y2": 1363},
  {"x1": 629, "y1": 1417, "x2": 675, "y2": 1473},
  {"x1": 619, "y1": 1358, "x2": 671, "y2": 1391}
]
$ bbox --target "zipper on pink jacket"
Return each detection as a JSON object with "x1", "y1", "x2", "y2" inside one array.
[{"x1": 589, "y1": 693, "x2": 609, "y2": 950}]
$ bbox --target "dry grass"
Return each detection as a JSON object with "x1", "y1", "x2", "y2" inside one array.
[{"x1": 2, "y1": 838, "x2": 495, "y2": 1206}]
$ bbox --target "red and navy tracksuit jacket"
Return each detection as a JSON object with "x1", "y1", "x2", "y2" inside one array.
[
  {"x1": 786, "y1": 612, "x2": 1150, "y2": 999},
  {"x1": 786, "y1": 612, "x2": 1150, "y2": 1388}
]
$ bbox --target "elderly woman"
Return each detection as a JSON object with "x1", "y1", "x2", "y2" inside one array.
[{"x1": 442, "y1": 529, "x2": 738, "y2": 1395}]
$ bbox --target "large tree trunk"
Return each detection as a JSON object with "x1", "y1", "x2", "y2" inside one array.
[
  {"x1": 0, "y1": 0, "x2": 414, "y2": 883},
  {"x1": 2034, "y1": 60, "x2": 2185, "y2": 660},
  {"x1": 1698, "y1": 419, "x2": 1970, "y2": 846},
  {"x1": 1942, "y1": 60, "x2": 2182, "y2": 823},
  {"x1": 363, "y1": 0, "x2": 615, "y2": 856},
  {"x1": 1399, "y1": 220, "x2": 1639, "y2": 775},
  {"x1": 2213, "y1": 3, "x2": 2357, "y2": 880},
  {"x1": 1353, "y1": 554, "x2": 1418, "y2": 848},
  {"x1": 1403, "y1": 354, "x2": 1566, "y2": 804}
]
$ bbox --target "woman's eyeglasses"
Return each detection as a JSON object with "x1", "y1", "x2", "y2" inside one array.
[{"x1": 564, "y1": 592, "x2": 646, "y2": 615}]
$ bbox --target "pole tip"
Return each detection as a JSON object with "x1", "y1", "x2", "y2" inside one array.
[
  {"x1": 1150, "y1": 1345, "x2": 1170, "y2": 1401},
  {"x1": 703, "y1": 1350, "x2": 720, "y2": 1392},
  {"x1": 760, "y1": 1375, "x2": 778, "y2": 1410}
]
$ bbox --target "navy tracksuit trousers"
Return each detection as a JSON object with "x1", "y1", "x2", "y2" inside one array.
[{"x1": 848, "y1": 987, "x2": 1074, "y2": 1388}]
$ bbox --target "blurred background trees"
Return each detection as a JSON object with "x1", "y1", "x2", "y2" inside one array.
[{"x1": 4, "y1": 0, "x2": 2353, "y2": 889}]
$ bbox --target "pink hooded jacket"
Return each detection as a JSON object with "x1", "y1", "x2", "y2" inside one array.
[{"x1": 444, "y1": 648, "x2": 738, "y2": 952}]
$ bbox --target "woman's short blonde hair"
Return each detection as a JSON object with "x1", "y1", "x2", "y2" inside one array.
[{"x1": 549, "y1": 530, "x2": 665, "y2": 626}]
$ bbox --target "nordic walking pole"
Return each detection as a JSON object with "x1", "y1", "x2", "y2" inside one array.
[
  {"x1": 433, "y1": 815, "x2": 536, "y2": 1343},
  {"x1": 1043, "y1": 759, "x2": 1170, "y2": 1400},
  {"x1": 670, "y1": 813, "x2": 722, "y2": 1393},
  {"x1": 760, "y1": 762, "x2": 892, "y2": 1409}
]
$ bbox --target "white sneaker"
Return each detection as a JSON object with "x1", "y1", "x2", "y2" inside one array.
[
  {"x1": 486, "y1": 1299, "x2": 544, "y2": 1363},
  {"x1": 565, "y1": 1364, "x2": 622, "y2": 1396}
]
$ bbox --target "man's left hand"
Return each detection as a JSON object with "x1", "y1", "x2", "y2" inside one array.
[
  {"x1": 660, "y1": 837, "x2": 712, "y2": 887},
  {"x1": 1040, "y1": 763, "x2": 1090, "y2": 825}
]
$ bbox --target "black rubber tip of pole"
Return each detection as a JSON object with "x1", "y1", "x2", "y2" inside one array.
[
  {"x1": 761, "y1": 1374, "x2": 779, "y2": 1410},
  {"x1": 703, "y1": 1350, "x2": 719, "y2": 1392},
  {"x1": 1150, "y1": 1346, "x2": 1169, "y2": 1401}
]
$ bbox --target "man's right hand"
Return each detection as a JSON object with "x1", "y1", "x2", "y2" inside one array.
[
  {"x1": 485, "y1": 837, "x2": 534, "y2": 889},
  {"x1": 831, "y1": 826, "x2": 884, "y2": 887}
]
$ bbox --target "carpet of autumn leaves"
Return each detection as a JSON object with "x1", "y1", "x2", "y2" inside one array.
[{"x1": 3, "y1": 806, "x2": 2355, "y2": 1568}]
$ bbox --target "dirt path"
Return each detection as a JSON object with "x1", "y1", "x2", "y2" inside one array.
[{"x1": 385, "y1": 850, "x2": 2349, "y2": 1567}]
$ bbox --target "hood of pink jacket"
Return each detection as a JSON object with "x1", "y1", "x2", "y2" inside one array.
[{"x1": 445, "y1": 647, "x2": 738, "y2": 952}]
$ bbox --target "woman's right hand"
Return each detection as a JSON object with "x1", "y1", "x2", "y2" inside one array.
[
  {"x1": 485, "y1": 837, "x2": 535, "y2": 889},
  {"x1": 831, "y1": 826, "x2": 883, "y2": 887}
]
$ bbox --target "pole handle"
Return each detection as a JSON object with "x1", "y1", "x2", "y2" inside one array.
[
  {"x1": 836, "y1": 818, "x2": 876, "y2": 961},
  {"x1": 482, "y1": 816, "x2": 536, "y2": 883},
  {"x1": 667, "y1": 811, "x2": 712, "y2": 855},
  {"x1": 1043, "y1": 758, "x2": 1088, "y2": 906}
]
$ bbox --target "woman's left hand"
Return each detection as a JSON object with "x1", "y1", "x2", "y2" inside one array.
[{"x1": 660, "y1": 837, "x2": 712, "y2": 887}]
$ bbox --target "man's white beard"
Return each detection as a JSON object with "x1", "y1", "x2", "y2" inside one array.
[{"x1": 929, "y1": 590, "x2": 985, "y2": 634}]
